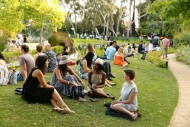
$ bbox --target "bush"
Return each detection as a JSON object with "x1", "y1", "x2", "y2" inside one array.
[
  {"x1": 146, "y1": 51, "x2": 166, "y2": 68},
  {"x1": 176, "y1": 45, "x2": 190, "y2": 65},
  {"x1": 174, "y1": 31, "x2": 190, "y2": 47},
  {"x1": 51, "y1": 46, "x2": 63, "y2": 54},
  {"x1": 0, "y1": 34, "x2": 8, "y2": 51}
]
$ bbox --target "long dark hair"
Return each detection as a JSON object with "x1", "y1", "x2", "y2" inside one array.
[
  {"x1": 84, "y1": 52, "x2": 94, "y2": 68},
  {"x1": 58, "y1": 64, "x2": 68, "y2": 73},
  {"x1": 36, "y1": 55, "x2": 48, "y2": 74},
  {"x1": 0, "y1": 52, "x2": 5, "y2": 60}
]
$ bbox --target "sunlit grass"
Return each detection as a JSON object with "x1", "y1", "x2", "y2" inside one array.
[{"x1": 0, "y1": 56, "x2": 178, "y2": 127}]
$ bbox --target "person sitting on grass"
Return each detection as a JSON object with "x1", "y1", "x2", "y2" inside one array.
[
  {"x1": 85, "y1": 43, "x2": 116, "y2": 83},
  {"x1": 113, "y1": 47, "x2": 128, "y2": 67},
  {"x1": 87, "y1": 58, "x2": 115, "y2": 99},
  {"x1": 110, "y1": 69, "x2": 138, "y2": 120},
  {"x1": 77, "y1": 52, "x2": 94, "y2": 80},
  {"x1": 51, "y1": 55, "x2": 86, "y2": 102},
  {"x1": 22, "y1": 55, "x2": 74, "y2": 114},
  {"x1": 33, "y1": 44, "x2": 46, "y2": 63}
]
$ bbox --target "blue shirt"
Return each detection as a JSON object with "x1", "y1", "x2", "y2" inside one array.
[
  {"x1": 105, "y1": 46, "x2": 116, "y2": 60},
  {"x1": 138, "y1": 44, "x2": 143, "y2": 53}
]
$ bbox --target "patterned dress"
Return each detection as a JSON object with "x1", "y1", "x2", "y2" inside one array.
[
  {"x1": 89, "y1": 72, "x2": 104, "y2": 92},
  {"x1": 51, "y1": 70, "x2": 84, "y2": 99}
]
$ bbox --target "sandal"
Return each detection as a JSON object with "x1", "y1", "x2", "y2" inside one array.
[
  {"x1": 78, "y1": 97, "x2": 86, "y2": 102},
  {"x1": 53, "y1": 107, "x2": 64, "y2": 114}
]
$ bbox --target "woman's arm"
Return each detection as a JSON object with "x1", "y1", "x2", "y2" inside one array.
[
  {"x1": 88, "y1": 71, "x2": 93, "y2": 89},
  {"x1": 83, "y1": 59, "x2": 91, "y2": 72},
  {"x1": 119, "y1": 92, "x2": 137, "y2": 104},
  {"x1": 68, "y1": 66, "x2": 84, "y2": 85},
  {"x1": 32, "y1": 69, "x2": 53, "y2": 88},
  {"x1": 55, "y1": 68, "x2": 78, "y2": 87}
]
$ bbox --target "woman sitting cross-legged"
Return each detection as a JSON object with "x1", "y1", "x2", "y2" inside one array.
[
  {"x1": 110, "y1": 69, "x2": 138, "y2": 120},
  {"x1": 87, "y1": 58, "x2": 115, "y2": 99},
  {"x1": 22, "y1": 55, "x2": 74, "y2": 114},
  {"x1": 51, "y1": 55, "x2": 86, "y2": 102}
]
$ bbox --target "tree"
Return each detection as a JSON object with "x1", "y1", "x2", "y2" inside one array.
[
  {"x1": 145, "y1": 0, "x2": 189, "y2": 36},
  {"x1": 0, "y1": 0, "x2": 66, "y2": 45},
  {"x1": 0, "y1": 0, "x2": 24, "y2": 36},
  {"x1": 21, "y1": 0, "x2": 66, "y2": 45}
]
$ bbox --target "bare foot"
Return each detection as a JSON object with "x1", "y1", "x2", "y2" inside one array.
[{"x1": 131, "y1": 112, "x2": 138, "y2": 120}]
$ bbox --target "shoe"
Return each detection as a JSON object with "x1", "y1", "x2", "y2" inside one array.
[
  {"x1": 78, "y1": 97, "x2": 86, "y2": 102},
  {"x1": 109, "y1": 83, "x2": 116, "y2": 86},
  {"x1": 107, "y1": 77, "x2": 112, "y2": 81},
  {"x1": 109, "y1": 74, "x2": 115, "y2": 78},
  {"x1": 90, "y1": 98, "x2": 99, "y2": 102},
  {"x1": 141, "y1": 58, "x2": 145, "y2": 60},
  {"x1": 53, "y1": 107, "x2": 64, "y2": 114}
]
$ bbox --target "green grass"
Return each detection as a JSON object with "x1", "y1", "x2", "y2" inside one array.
[{"x1": 0, "y1": 57, "x2": 178, "y2": 127}]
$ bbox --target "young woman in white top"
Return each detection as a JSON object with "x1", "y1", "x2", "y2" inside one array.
[{"x1": 110, "y1": 69, "x2": 138, "y2": 120}]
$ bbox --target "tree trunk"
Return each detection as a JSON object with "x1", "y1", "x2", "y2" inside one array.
[
  {"x1": 39, "y1": 27, "x2": 43, "y2": 46},
  {"x1": 127, "y1": 0, "x2": 132, "y2": 37}
]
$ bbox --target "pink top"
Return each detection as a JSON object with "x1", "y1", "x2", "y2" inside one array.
[{"x1": 162, "y1": 38, "x2": 170, "y2": 47}]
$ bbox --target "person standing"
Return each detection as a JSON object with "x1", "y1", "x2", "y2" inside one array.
[
  {"x1": 20, "y1": 45, "x2": 35, "y2": 81},
  {"x1": 162, "y1": 36, "x2": 170, "y2": 59}
]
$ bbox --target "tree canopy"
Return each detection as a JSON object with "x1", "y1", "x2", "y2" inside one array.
[{"x1": 0, "y1": 0, "x2": 66, "y2": 38}]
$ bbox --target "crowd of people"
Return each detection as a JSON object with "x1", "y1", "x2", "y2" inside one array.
[{"x1": 0, "y1": 36, "x2": 172, "y2": 120}]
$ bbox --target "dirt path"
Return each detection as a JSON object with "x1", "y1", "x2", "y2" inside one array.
[{"x1": 168, "y1": 54, "x2": 190, "y2": 127}]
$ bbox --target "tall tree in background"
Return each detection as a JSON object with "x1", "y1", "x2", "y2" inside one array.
[
  {"x1": 0, "y1": 0, "x2": 23, "y2": 36},
  {"x1": 0, "y1": 0, "x2": 66, "y2": 45},
  {"x1": 22, "y1": 0, "x2": 66, "y2": 45}
]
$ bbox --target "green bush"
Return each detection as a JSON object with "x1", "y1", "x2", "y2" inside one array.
[
  {"x1": 146, "y1": 51, "x2": 167, "y2": 68},
  {"x1": 176, "y1": 45, "x2": 190, "y2": 65},
  {"x1": 51, "y1": 46, "x2": 63, "y2": 54},
  {"x1": 174, "y1": 31, "x2": 190, "y2": 47},
  {"x1": 0, "y1": 34, "x2": 8, "y2": 51}
]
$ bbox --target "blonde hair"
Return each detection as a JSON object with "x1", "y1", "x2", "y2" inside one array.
[{"x1": 118, "y1": 47, "x2": 124, "y2": 54}]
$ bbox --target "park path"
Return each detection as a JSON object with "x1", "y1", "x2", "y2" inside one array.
[{"x1": 168, "y1": 54, "x2": 190, "y2": 127}]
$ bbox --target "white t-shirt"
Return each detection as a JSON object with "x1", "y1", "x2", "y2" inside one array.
[{"x1": 120, "y1": 81, "x2": 138, "y2": 108}]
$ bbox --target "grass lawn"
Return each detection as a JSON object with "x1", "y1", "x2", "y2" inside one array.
[{"x1": 0, "y1": 57, "x2": 178, "y2": 127}]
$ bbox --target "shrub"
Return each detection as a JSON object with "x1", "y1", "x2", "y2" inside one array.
[
  {"x1": 0, "y1": 34, "x2": 8, "y2": 51},
  {"x1": 174, "y1": 31, "x2": 190, "y2": 47},
  {"x1": 146, "y1": 51, "x2": 166, "y2": 68},
  {"x1": 176, "y1": 45, "x2": 190, "y2": 65},
  {"x1": 51, "y1": 46, "x2": 63, "y2": 54}
]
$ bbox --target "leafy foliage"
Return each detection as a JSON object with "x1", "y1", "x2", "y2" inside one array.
[
  {"x1": 176, "y1": 45, "x2": 190, "y2": 65},
  {"x1": 146, "y1": 51, "x2": 166, "y2": 68},
  {"x1": 174, "y1": 31, "x2": 190, "y2": 46},
  {"x1": 0, "y1": 0, "x2": 66, "y2": 37}
]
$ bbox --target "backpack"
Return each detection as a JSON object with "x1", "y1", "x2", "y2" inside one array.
[{"x1": 17, "y1": 72, "x2": 23, "y2": 81}]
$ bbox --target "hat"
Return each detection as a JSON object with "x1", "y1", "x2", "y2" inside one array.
[
  {"x1": 95, "y1": 58, "x2": 104, "y2": 66},
  {"x1": 59, "y1": 55, "x2": 70, "y2": 65}
]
